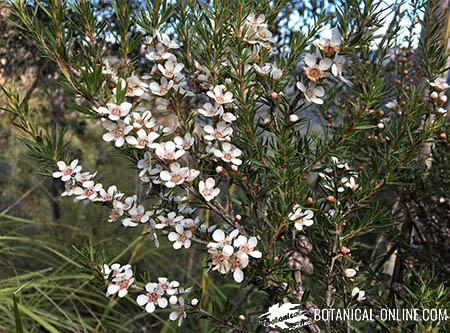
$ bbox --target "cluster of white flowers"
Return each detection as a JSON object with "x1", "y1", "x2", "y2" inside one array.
[
  {"x1": 319, "y1": 156, "x2": 359, "y2": 194},
  {"x1": 207, "y1": 229, "x2": 262, "y2": 283},
  {"x1": 102, "y1": 263, "x2": 134, "y2": 298},
  {"x1": 52, "y1": 159, "x2": 160, "y2": 234},
  {"x1": 429, "y1": 77, "x2": 449, "y2": 116},
  {"x1": 136, "y1": 277, "x2": 192, "y2": 326},
  {"x1": 296, "y1": 29, "x2": 345, "y2": 105}
]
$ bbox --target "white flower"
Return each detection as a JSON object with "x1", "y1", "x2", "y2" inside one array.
[
  {"x1": 233, "y1": 235, "x2": 262, "y2": 258},
  {"x1": 199, "y1": 178, "x2": 220, "y2": 201},
  {"x1": 185, "y1": 169, "x2": 200, "y2": 182},
  {"x1": 126, "y1": 129, "x2": 159, "y2": 149},
  {"x1": 125, "y1": 75, "x2": 148, "y2": 98},
  {"x1": 73, "y1": 181, "x2": 103, "y2": 201},
  {"x1": 146, "y1": 43, "x2": 176, "y2": 62},
  {"x1": 154, "y1": 141, "x2": 185, "y2": 160},
  {"x1": 174, "y1": 133, "x2": 194, "y2": 150},
  {"x1": 230, "y1": 251, "x2": 249, "y2": 283},
  {"x1": 296, "y1": 82, "x2": 325, "y2": 105},
  {"x1": 129, "y1": 110, "x2": 155, "y2": 130},
  {"x1": 129, "y1": 204, "x2": 150, "y2": 223},
  {"x1": 222, "y1": 112, "x2": 237, "y2": 123},
  {"x1": 351, "y1": 287, "x2": 366, "y2": 301},
  {"x1": 331, "y1": 55, "x2": 345, "y2": 78},
  {"x1": 136, "y1": 282, "x2": 168, "y2": 313},
  {"x1": 168, "y1": 224, "x2": 192, "y2": 249},
  {"x1": 74, "y1": 171, "x2": 95, "y2": 183},
  {"x1": 149, "y1": 77, "x2": 173, "y2": 96},
  {"x1": 208, "y1": 229, "x2": 239, "y2": 251},
  {"x1": 344, "y1": 268, "x2": 357, "y2": 278},
  {"x1": 97, "y1": 185, "x2": 119, "y2": 202},
  {"x1": 303, "y1": 53, "x2": 332, "y2": 81},
  {"x1": 97, "y1": 102, "x2": 132, "y2": 121},
  {"x1": 102, "y1": 120, "x2": 133, "y2": 147},
  {"x1": 330, "y1": 156, "x2": 350, "y2": 170},
  {"x1": 270, "y1": 66, "x2": 283, "y2": 80},
  {"x1": 137, "y1": 152, "x2": 152, "y2": 177},
  {"x1": 160, "y1": 162, "x2": 189, "y2": 188},
  {"x1": 158, "y1": 60, "x2": 184, "y2": 79},
  {"x1": 288, "y1": 205, "x2": 314, "y2": 231},
  {"x1": 102, "y1": 263, "x2": 131, "y2": 279},
  {"x1": 203, "y1": 122, "x2": 233, "y2": 141},
  {"x1": 155, "y1": 211, "x2": 185, "y2": 229},
  {"x1": 246, "y1": 13, "x2": 266, "y2": 27},
  {"x1": 169, "y1": 297, "x2": 187, "y2": 327},
  {"x1": 213, "y1": 143, "x2": 242, "y2": 165},
  {"x1": 106, "y1": 267, "x2": 134, "y2": 298},
  {"x1": 314, "y1": 28, "x2": 342, "y2": 56},
  {"x1": 341, "y1": 176, "x2": 359, "y2": 191},
  {"x1": 157, "y1": 278, "x2": 179, "y2": 296},
  {"x1": 385, "y1": 101, "x2": 396, "y2": 109},
  {"x1": 207, "y1": 85, "x2": 234, "y2": 104},
  {"x1": 198, "y1": 102, "x2": 224, "y2": 117},
  {"x1": 52, "y1": 160, "x2": 82, "y2": 182},
  {"x1": 253, "y1": 63, "x2": 271, "y2": 76},
  {"x1": 430, "y1": 77, "x2": 449, "y2": 90},
  {"x1": 208, "y1": 246, "x2": 232, "y2": 274},
  {"x1": 157, "y1": 32, "x2": 179, "y2": 49}
]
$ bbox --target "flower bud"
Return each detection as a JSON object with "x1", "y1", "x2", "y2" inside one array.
[
  {"x1": 307, "y1": 197, "x2": 313, "y2": 204},
  {"x1": 230, "y1": 165, "x2": 238, "y2": 172},
  {"x1": 437, "y1": 108, "x2": 447, "y2": 115},
  {"x1": 340, "y1": 246, "x2": 350, "y2": 254},
  {"x1": 289, "y1": 114, "x2": 299, "y2": 122},
  {"x1": 191, "y1": 298, "x2": 199, "y2": 306},
  {"x1": 225, "y1": 137, "x2": 231, "y2": 142},
  {"x1": 440, "y1": 133, "x2": 447, "y2": 139},
  {"x1": 377, "y1": 123, "x2": 384, "y2": 129},
  {"x1": 439, "y1": 93, "x2": 447, "y2": 103},
  {"x1": 274, "y1": 256, "x2": 279, "y2": 262},
  {"x1": 263, "y1": 118, "x2": 271, "y2": 125},
  {"x1": 430, "y1": 91, "x2": 439, "y2": 100},
  {"x1": 238, "y1": 315, "x2": 246, "y2": 321},
  {"x1": 344, "y1": 268, "x2": 357, "y2": 278},
  {"x1": 327, "y1": 195, "x2": 335, "y2": 202},
  {"x1": 216, "y1": 166, "x2": 224, "y2": 173},
  {"x1": 271, "y1": 91, "x2": 279, "y2": 98},
  {"x1": 235, "y1": 214, "x2": 242, "y2": 221}
]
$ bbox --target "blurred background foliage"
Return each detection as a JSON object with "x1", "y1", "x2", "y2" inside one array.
[{"x1": 0, "y1": 0, "x2": 449, "y2": 332}]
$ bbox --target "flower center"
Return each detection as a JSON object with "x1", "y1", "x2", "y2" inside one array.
[
  {"x1": 223, "y1": 152, "x2": 233, "y2": 161},
  {"x1": 148, "y1": 292, "x2": 159, "y2": 303},
  {"x1": 64, "y1": 167, "x2": 73, "y2": 176},
  {"x1": 113, "y1": 127, "x2": 124, "y2": 138},
  {"x1": 202, "y1": 188, "x2": 213, "y2": 196}
]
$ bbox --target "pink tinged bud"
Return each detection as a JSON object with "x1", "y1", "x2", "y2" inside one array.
[
  {"x1": 289, "y1": 114, "x2": 299, "y2": 122},
  {"x1": 377, "y1": 123, "x2": 384, "y2": 129},
  {"x1": 327, "y1": 195, "x2": 335, "y2": 202},
  {"x1": 231, "y1": 165, "x2": 238, "y2": 172},
  {"x1": 191, "y1": 298, "x2": 199, "y2": 306},
  {"x1": 225, "y1": 137, "x2": 231, "y2": 142},
  {"x1": 328, "y1": 123, "x2": 332, "y2": 127},
  {"x1": 379, "y1": 110, "x2": 384, "y2": 115},
  {"x1": 430, "y1": 91, "x2": 438, "y2": 99},
  {"x1": 440, "y1": 94, "x2": 447, "y2": 103},
  {"x1": 216, "y1": 166, "x2": 224, "y2": 173},
  {"x1": 274, "y1": 256, "x2": 279, "y2": 262},
  {"x1": 397, "y1": 111, "x2": 402, "y2": 115},
  {"x1": 239, "y1": 315, "x2": 246, "y2": 321},
  {"x1": 386, "y1": 136, "x2": 390, "y2": 141},
  {"x1": 271, "y1": 91, "x2": 279, "y2": 98},
  {"x1": 264, "y1": 118, "x2": 271, "y2": 125},
  {"x1": 257, "y1": 235, "x2": 261, "y2": 241},
  {"x1": 307, "y1": 197, "x2": 313, "y2": 204},
  {"x1": 235, "y1": 214, "x2": 242, "y2": 221},
  {"x1": 340, "y1": 246, "x2": 350, "y2": 254},
  {"x1": 439, "y1": 197, "x2": 445, "y2": 203},
  {"x1": 440, "y1": 133, "x2": 447, "y2": 139}
]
